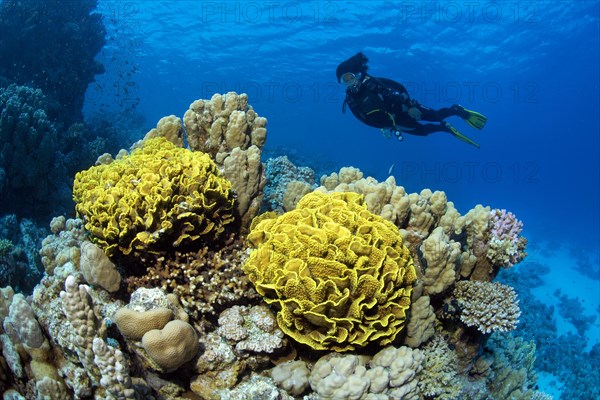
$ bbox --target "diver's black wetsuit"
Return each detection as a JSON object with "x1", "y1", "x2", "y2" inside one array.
[{"x1": 342, "y1": 75, "x2": 460, "y2": 136}]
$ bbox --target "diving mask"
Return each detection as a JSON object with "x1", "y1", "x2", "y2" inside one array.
[{"x1": 341, "y1": 72, "x2": 361, "y2": 89}]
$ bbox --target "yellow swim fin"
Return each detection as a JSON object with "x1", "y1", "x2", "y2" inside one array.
[
  {"x1": 444, "y1": 122, "x2": 480, "y2": 148},
  {"x1": 452, "y1": 104, "x2": 488, "y2": 130}
]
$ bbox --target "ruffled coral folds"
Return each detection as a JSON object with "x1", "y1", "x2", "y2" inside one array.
[{"x1": 243, "y1": 191, "x2": 416, "y2": 351}]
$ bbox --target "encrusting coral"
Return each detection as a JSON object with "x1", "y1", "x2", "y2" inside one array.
[
  {"x1": 263, "y1": 155, "x2": 316, "y2": 213},
  {"x1": 73, "y1": 136, "x2": 235, "y2": 258},
  {"x1": 243, "y1": 191, "x2": 417, "y2": 351},
  {"x1": 190, "y1": 304, "x2": 287, "y2": 399}
]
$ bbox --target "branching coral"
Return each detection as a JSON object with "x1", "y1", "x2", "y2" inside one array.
[
  {"x1": 453, "y1": 280, "x2": 521, "y2": 334},
  {"x1": 92, "y1": 338, "x2": 135, "y2": 399},
  {"x1": 481, "y1": 333, "x2": 546, "y2": 400},
  {"x1": 126, "y1": 237, "x2": 260, "y2": 321},
  {"x1": 243, "y1": 191, "x2": 417, "y2": 351},
  {"x1": 487, "y1": 209, "x2": 527, "y2": 268},
  {"x1": 418, "y1": 334, "x2": 462, "y2": 400},
  {"x1": 73, "y1": 137, "x2": 235, "y2": 258}
]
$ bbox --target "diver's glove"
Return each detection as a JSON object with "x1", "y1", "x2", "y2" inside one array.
[{"x1": 407, "y1": 107, "x2": 422, "y2": 120}]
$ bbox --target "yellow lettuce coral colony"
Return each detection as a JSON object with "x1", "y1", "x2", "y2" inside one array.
[
  {"x1": 73, "y1": 137, "x2": 235, "y2": 257},
  {"x1": 243, "y1": 191, "x2": 417, "y2": 351}
]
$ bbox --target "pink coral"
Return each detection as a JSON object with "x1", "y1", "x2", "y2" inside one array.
[{"x1": 487, "y1": 209, "x2": 527, "y2": 268}]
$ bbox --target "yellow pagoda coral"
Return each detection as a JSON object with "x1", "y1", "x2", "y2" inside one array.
[
  {"x1": 73, "y1": 137, "x2": 235, "y2": 257},
  {"x1": 243, "y1": 191, "x2": 417, "y2": 351}
]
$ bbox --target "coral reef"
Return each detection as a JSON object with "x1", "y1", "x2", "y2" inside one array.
[
  {"x1": 183, "y1": 92, "x2": 267, "y2": 229},
  {"x1": 0, "y1": 215, "x2": 45, "y2": 293},
  {"x1": 0, "y1": 0, "x2": 105, "y2": 125},
  {"x1": 73, "y1": 137, "x2": 235, "y2": 258},
  {"x1": 315, "y1": 167, "x2": 529, "y2": 372},
  {"x1": 0, "y1": 85, "x2": 127, "y2": 220},
  {"x1": 0, "y1": 98, "x2": 549, "y2": 399},
  {"x1": 0, "y1": 84, "x2": 70, "y2": 217},
  {"x1": 501, "y1": 265, "x2": 599, "y2": 400},
  {"x1": 244, "y1": 191, "x2": 417, "y2": 351},
  {"x1": 554, "y1": 289, "x2": 596, "y2": 336}
]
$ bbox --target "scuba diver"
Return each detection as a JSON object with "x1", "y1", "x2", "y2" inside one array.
[{"x1": 336, "y1": 52, "x2": 487, "y2": 148}]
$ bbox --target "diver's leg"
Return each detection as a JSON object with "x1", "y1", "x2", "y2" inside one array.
[
  {"x1": 416, "y1": 104, "x2": 456, "y2": 121},
  {"x1": 396, "y1": 122, "x2": 447, "y2": 136}
]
